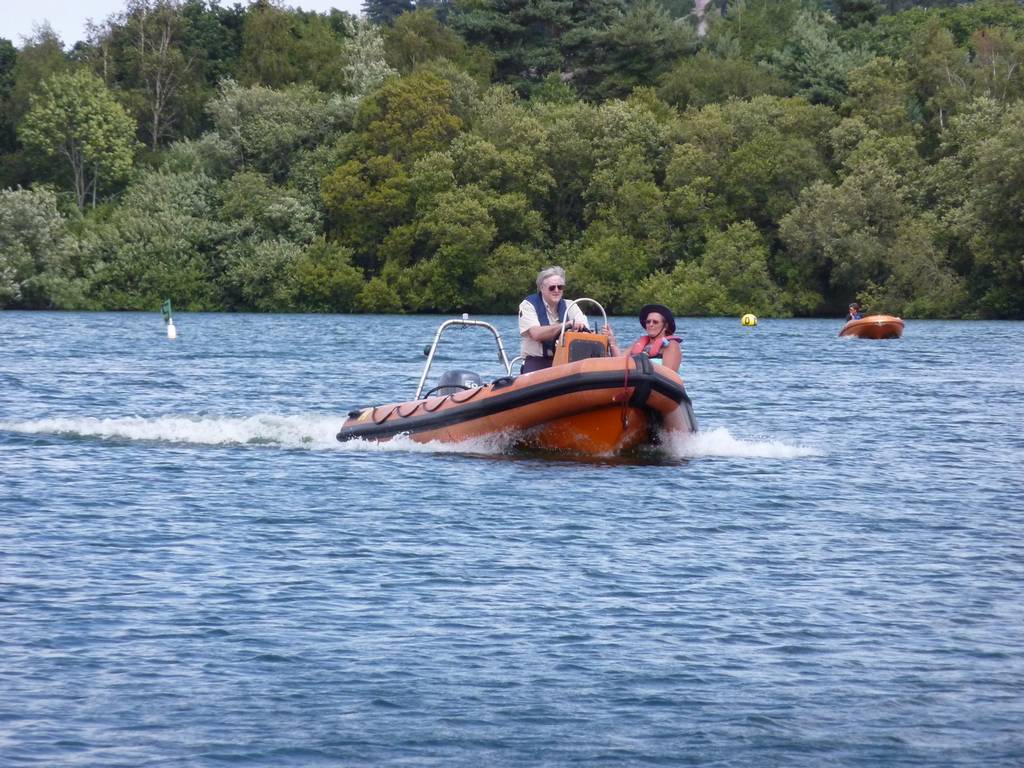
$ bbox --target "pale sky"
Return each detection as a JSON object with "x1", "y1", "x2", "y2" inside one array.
[{"x1": 1, "y1": 0, "x2": 365, "y2": 49}]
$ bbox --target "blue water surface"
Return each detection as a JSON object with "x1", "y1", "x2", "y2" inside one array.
[{"x1": 1, "y1": 312, "x2": 1023, "y2": 767}]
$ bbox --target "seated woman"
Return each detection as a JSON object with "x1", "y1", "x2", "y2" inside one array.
[
  {"x1": 847, "y1": 302, "x2": 863, "y2": 321},
  {"x1": 606, "y1": 304, "x2": 682, "y2": 372}
]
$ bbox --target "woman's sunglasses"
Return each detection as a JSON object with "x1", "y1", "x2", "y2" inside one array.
[{"x1": 546, "y1": 285, "x2": 565, "y2": 292}]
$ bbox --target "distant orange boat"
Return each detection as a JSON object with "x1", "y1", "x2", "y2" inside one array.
[
  {"x1": 839, "y1": 315, "x2": 905, "y2": 339},
  {"x1": 337, "y1": 301, "x2": 697, "y2": 456}
]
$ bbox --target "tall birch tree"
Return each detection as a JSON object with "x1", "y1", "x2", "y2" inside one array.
[{"x1": 19, "y1": 70, "x2": 138, "y2": 209}]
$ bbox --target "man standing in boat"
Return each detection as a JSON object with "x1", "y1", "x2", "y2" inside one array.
[{"x1": 518, "y1": 266, "x2": 589, "y2": 373}]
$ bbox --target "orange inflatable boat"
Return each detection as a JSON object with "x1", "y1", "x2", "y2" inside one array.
[
  {"x1": 337, "y1": 301, "x2": 697, "y2": 456},
  {"x1": 839, "y1": 314, "x2": 904, "y2": 339}
]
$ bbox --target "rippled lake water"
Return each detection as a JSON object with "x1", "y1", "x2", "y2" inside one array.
[{"x1": 2, "y1": 311, "x2": 1023, "y2": 766}]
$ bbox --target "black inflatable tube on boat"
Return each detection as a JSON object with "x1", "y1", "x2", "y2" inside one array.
[{"x1": 338, "y1": 367, "x2": 691, "y2": 442}]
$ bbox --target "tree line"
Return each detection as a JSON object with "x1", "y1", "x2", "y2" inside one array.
[{"x1": 1, "y1": 0, "x2": 1023, "y2": 318}]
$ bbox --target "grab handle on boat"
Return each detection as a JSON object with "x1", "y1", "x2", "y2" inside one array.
[{"x1": 558, "y1": 298, "x2": 608, "y2": 347}]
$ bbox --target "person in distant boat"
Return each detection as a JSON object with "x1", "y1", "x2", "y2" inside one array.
[
  {"x1": 606, "y1": 304, "x2": 682, "y2": 372},
  {"x1": 847, "y1": 302, "x2": 863, "y2": 321},
  {"x1": 518, "y1": 266, "x2": 590, "y2": 373}
]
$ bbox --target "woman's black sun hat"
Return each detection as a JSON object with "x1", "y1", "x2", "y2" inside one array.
[{"x1": 638, "y1": 304, "x2": 676, "y2": 335}]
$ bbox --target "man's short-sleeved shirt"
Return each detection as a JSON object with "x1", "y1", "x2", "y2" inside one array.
[{"x1": 518, "y1": 297, "x2": 588, "y2": 357}]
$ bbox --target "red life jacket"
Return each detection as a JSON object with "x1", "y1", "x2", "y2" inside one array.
[{"x1": 629, "y1": 334, "x2": 682, "y2": 359}]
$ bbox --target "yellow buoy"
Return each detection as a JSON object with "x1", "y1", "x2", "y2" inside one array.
[{"x1": 741, "y1": 313, "x2": 758, "y2": 327}]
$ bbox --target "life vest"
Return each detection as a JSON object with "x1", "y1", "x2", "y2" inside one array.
[
  {"x1": 525, "y1": 292, "x2": 567, "y2": 358},
  {"x1": 629, "y1": 334, "x2": 682, "y2": 360}
]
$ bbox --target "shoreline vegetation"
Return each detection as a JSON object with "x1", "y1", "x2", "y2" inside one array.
[{"x1": 2, "y1": 0, "x2": 1023, "y2": 319}]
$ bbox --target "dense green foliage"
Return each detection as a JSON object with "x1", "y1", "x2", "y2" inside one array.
[{"x1": 2, "y1": 0, "x2": 1023, "y2": 318}]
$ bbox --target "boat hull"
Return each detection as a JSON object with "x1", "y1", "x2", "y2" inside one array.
[
  {"x1": 338, "y1": 355, "x2": 696, "y2": 455},
  {"x1": 839, "y1": 315, "x2": 904, "y2": 339}
]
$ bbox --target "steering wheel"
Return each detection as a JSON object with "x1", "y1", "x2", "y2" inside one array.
[{"x1": 557, "y1": 298, "x2": 608, "y2": 347}]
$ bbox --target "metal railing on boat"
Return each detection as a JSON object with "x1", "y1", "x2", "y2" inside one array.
[{"x1": 415, "y1": 315, "x2": 514, "y2": 400}]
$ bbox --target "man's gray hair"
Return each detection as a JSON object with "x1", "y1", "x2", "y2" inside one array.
[{"x1": 535, "y1": 266, "x2": 566, "y2": 292}]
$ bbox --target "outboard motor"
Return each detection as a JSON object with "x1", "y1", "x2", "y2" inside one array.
[{"x1": 435, "y1": 369, "x2": 483, "y2": 395}]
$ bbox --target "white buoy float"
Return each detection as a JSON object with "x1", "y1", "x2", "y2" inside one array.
[{"x1": 162, "y1": 299, "x2": 177, "y2": 339}]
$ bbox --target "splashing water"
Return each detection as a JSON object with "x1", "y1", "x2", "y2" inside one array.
[
  {"x1": 665, "y1": 426, "x2": 821, "y2": 460},
  {"x1": 2, "y1": 416, "x2": 817, "y2": 460},
  {"x1": 0, "y1": 414, "x2": 515, "y2": 455}
]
